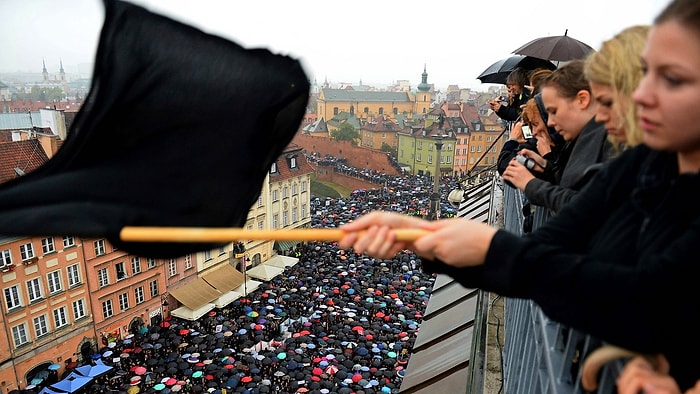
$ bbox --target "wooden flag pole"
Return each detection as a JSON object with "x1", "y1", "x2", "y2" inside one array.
[{"x1": 120, "y1": 226, "x2": 430, "y2": 243}]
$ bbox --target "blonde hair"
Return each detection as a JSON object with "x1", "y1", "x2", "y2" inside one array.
[{"x1": 584, "y1": 25, "x2": 650, "y2": 148}]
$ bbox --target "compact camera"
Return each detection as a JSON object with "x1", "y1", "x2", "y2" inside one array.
[{"x1": 515, "y1": 154, "x2": 536, "y2": 170}]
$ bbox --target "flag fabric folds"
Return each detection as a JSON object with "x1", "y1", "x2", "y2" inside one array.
[{"x1": 0, "y1": 0, "x2": 309, "y2": 258}]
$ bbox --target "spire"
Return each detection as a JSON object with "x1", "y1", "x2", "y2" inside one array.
[
  {"x1": 60, "y1": 59, "x2": 65, "y2": 72},
  {"x1": 42, "y1": 58, "x2": 48, "y2": 72},
  {"x1": 417, "y1": 64, "x2": 430, "y2": 92},
  {"x1": 42, "y1": 58, "x2": 49, "y2": 82}
]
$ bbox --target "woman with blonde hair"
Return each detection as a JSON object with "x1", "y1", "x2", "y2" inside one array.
[{"x1": 584, "y1": 25, "x2": 649, "y2": 148}]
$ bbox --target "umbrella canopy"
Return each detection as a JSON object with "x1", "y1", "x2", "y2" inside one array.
[
  {"x1": 50, "y1": 372, "x2": 93, "y2": 393},
  {"x1": 75, "y1": 362, "x2": 114, "y2": 378},
  {"x1": 512, "y1": 29, "x2": 594, "y2": 62},
  {"x1": 477, "y1": 55, "x2": 556, "y2": 84},
  {"x1": 0, "y1": 0, "x2": 309, "y2": 258}
]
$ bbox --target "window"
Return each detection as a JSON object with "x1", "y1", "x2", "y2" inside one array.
[
  {"x1": 427, "y1": 155, "x2": 432, "y2": 164},
  {"x1": 53, "y1": 306, "x2": 68, "y2": 328},
  {"x1": 416, "y1": 153, "x2": 421, "y2": 162},
  {"x1": 62, "y1": 236, "x2": 75, "y2": 248},
  {"x1": 102, "y1": 300, "x2": 113, "y2": 319},
  {"x1": 147, "y1": 258, "x2": 157, "y2": 269},
  {"x1": 333, "y1": 107, "x2": 339, "y2": 115},
  {"x1": 301, "y1": 181, "x2": 307, "y2": 192},
  {"x1": 72, "y1": 299, "x2": 86, "y2": 320},
  {"x1": 204, "y1": 250, "x2": 212, "y2": 261},
  {"x1": 282, "y1": 187, "x2": 288, "y2": 198},
  {"x1": 149, "y1": 280, "x2": 159, "y2": 297},
  {"x1": 283, "y1": 211, "x2": 289, "y2": 227},
  {"x1": 11, "y1": 324, "x2": 28, "y2": 347},
  {"x1": 301, "y1": 204, "x2": 307, "y2": 219},
  {"x1": 131, "y1": 257, "x2": 141, "y2": 275},
  {"x1": 47, "y1": 271, "x2": 62, "y2": 294},
  {"x1": 270, "y1": 162, "x2": 277, "y2": 174},
  {"x1": 257, "y1": 195, "x2": 263, "y2": 208},
  {"x1": 273, "y1": 214, "x2": 279, "y2": 229},
  {"x1": 470, "y1": 146, "x2": 476, "y2": 152},
  {"x1": 477, "y1": 146, "x2": 482, "y2": 152},
  {"x1": 135, "y1": 286, "x2": 145, "y2": 305},
  {"x1": 378, "y1": 107, "x2": 384, "y2": 115},
  {"x1": 463, "y1": 148, "x2": 467, "y2": 155},
  {"x1": 292, "y1": 208, "x2": 298, "y2": 223},
  {"x1": 27, "y1": 278, "x2": 42, "y2": 302},
  {"x1": 393, "y1": 107, "x2": 398, "y2": 115},
  {"x1": 98, "y1": 268, "x2": 109, "y2": 287},
  {"x1": 94, "y1": 240, "x2": 106, "y2": 256},
  {"x1": 33, "y1": 315, "x2": 49, "y2": 337},
  {"x1": 184, "y1": 254, "x2": 192, "y2": 269},
  {"x1": 290, "y1": 157, "x2": 297, "y2": 168},
  {"x1": 20, "y1": 243, "x2": 35, "y2": 260},
  {"x1": 1, "y1": 249, "x2": 12, "y2": 266},
  {"x1": 168, "y1": 259, "x2": 177, "y2": 277},
  {"x1": 113, "y1": 262, "x2": 126, "y2": 281},
  {"x1": 292, "y1": 183, "x2": 298, "y2": 195},
  {"x1": 67, "y1": 264, "x2": 80, "y2": 287},
  {"x1": 119, "y1": 292, "x2": 129, "y2": 311},
  {"x1": 417, "y1": 141, "x2": 422, "y2": 149},
  {"x1": 218, "y1": 246, "x2": 226, "y2": 256},
  {"x1": 272, "y1": 190, "x2": 279, "y2": 202},
  {"x1": 363, "y1": 107, "x2": 369, "y2": 113},
  {"x1": 5, "y1": 285, "x2": 21, "y2": 309},
  {"x1": 41, "y1": 237, "x2": 55, "y2": 254},
  {"x1": 257, "y1": 221, "x2": 264, "y2": 230}
]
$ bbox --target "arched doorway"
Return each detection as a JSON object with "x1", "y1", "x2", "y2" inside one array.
[
  {"x1": 26, "y1": 362, "x2": 56, "y2": 389},
  {"x1": 129, "y1": 316, "x2": 145, "y2": 336},
  {"x1": 80, "y1": 342, "x2": 95, "y2": 364}
]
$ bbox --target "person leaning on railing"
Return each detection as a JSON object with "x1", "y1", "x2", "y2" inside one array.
[{"x1": 337, "y1": 0, "x2": 700, "y2": 390}]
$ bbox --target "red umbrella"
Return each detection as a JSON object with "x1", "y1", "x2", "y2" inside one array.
[
  {"x1": 133, "y1": 366, "x2": 147, "y2": 375},
  {"x1": 241, "y1": 376, "x2": 252, "y2": 383},
  {"x1": 312, "y1": 367, "x2": 323, "y2": 376},
  {"x1": 165, "y1": 378, "x2": 177, "y2": 386},
  {"x1": 325, "y1": 365, "x2": 339, "y2": 375},
  {"x1": 179, "y1": 329, "x2": 190, "y2": 336}
]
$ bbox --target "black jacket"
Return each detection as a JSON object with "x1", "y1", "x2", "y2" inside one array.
[
  {"x1": 495, "y1": 90, "x2": 531, "y2": 122},
  {"x1": 427, "y1": 145, "x2": 700, "y2": 390}
]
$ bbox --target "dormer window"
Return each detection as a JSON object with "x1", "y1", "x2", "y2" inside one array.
[
  {"x1": 270, "y1": 162, "x2": 277, "y2": 174},
  {"x1": 290, "y1": 157, "x2": 297, "y2": 169}
]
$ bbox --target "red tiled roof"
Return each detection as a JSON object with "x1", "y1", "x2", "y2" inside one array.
[
  {"x1": 270, "y1": 144, "x2": 314, "y2": 182},
  {"x1": 0, "y1": 140, "x2": 50, "y2": 184}
]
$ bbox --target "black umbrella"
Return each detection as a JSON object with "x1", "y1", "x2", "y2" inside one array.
[
  {"x1": 0, "y1": 0, "x2": 309, "y2": 259},
  {"x1": 513, "y1": 29, "x2": 595, "y2": 62},
  {"x1": 477, "y1": 55, "x2": 556, "y2": 85}
]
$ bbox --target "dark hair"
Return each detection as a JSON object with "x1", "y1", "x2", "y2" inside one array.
[
  {"x1": 506, "y1": 67, "x2": 529, "y2": 87},
  {"x1": 528, "y1": 68, "x2": 553, "y2": 95},
  {"x1": 540, "y1": 59, "x2": 591, "y2": 99},
  {"x1": 655, "y1": 0, "x2": 700, "y2": 36}
]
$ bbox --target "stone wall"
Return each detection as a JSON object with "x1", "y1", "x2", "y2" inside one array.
[
  {"x1": 293, "y1": 134, "x2": 401, "y2": 176},
  {"x1": 312, "y1": 164, "x2": 381, "y2": 195}
]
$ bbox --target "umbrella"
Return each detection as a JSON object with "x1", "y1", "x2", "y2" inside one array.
[
  {"x1": 50, "y1": 372, "x2": 93, "y2": 393},
  {"x1": 476, "y1": 55, "x2": 556, "y2": 85},
  {"x1": 75, "y1": 362, "x2": 114, "y2": 378},
  {"x1": 512, "y1": 29, "x2": 594, "y2": 62},
  {"x1": 0, "y1": 0, "x2": 310, "y2": 259}
]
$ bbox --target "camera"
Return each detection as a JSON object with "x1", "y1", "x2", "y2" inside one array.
[
  {"x1": 515, "y1": 154, "x2": 536, "y2": 170},
  {"x1": 499, "y1": 95, "x2": 508, "y2": 102},
  {"x1": 521, "y1": 125, "x2": 533, "y2": 138}
]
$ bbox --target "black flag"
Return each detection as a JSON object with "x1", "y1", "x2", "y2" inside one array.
[{"x1": 0, "y1": 0, "x2": 310, "y2": 258}]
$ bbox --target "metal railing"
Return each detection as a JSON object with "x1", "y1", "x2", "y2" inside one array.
[{"x1": 497, "y1": 185, "x2": 625, "y2": 393}]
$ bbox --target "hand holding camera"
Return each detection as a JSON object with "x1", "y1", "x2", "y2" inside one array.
[{"x1": 515, "y1": 154, "x2": 536, "y2": 170}]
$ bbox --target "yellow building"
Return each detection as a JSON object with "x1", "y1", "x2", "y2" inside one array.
[
  {"x1": 316, "y1": 68, "x2": 432, "y2": 123},
  {"x1": 359, "y1": 115, "x2": 401, "y2": 150},
  {"x1": 397, "y1": 122, "x2": 456, "y2": 177}
]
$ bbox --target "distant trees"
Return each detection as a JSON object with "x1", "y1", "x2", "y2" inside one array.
[
  {"x1": 13, "y1": 86, "x2": 65, "y2": 101},
  {"x1": 330, "y1": 122, "x2": 360, "y2": 145}
]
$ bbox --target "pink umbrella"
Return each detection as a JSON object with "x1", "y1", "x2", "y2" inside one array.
[{"x1": 133, "y1": 366, "x2": 147, "y2": 375}]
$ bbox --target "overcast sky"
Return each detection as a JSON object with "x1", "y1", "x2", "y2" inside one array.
[{"x1": 1, "y1": 0, "x2": 671, "y2": 90}]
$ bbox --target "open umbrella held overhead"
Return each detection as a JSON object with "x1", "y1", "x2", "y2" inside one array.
[
  {"x1": 477, "y1": 54, "x2": 557, "y2": 84},
  {"x1": 512, "y1": 29, "x2": 595, "y2": 62}
]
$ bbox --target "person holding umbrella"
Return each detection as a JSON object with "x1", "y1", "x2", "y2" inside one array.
[
  {"x1": 488, "y1": 67, "x2": 531, "y2": 122},
  {"x1": 338, "y1": 0, "x2": 700, "y2": 390}
]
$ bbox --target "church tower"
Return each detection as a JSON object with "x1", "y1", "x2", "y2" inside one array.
[
  {"x1": 59, "y1": 59, "x2": 66, "y2": 82},
  {"x1": 415, "y1": 65, "x2": 432, "y2": 114},
  {"x1": 42, "y1": 59, "x2": 49, "y2": 82}
]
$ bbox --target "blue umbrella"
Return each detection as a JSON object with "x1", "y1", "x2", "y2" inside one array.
[
  {"x1": 48, "y1": 364, "x2": 62, "y2": 371},
  {"x1": 75, "y1": 362, "x2": 114, "y2": 378}
]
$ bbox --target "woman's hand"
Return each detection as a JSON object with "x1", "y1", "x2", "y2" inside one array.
[
  {"x1": 338, "y1": 212, "x2": 497, "y2": 267},
  {"x1": 502, "y1": 159, "x2": 537, "y2": 190},
  {"x1": 616, "y1": 356, "x2": 679, "y2": 394},
  {"x1": 518, "y1": 148, "x2": 547, "y2": 170},
  {"x1": 509, "y1": 121, "x2": 527, "y2": 143}
]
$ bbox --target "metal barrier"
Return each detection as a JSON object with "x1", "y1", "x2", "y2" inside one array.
[{"x1": 498, "y1": 185, "x2": 624, "y2": 393}]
